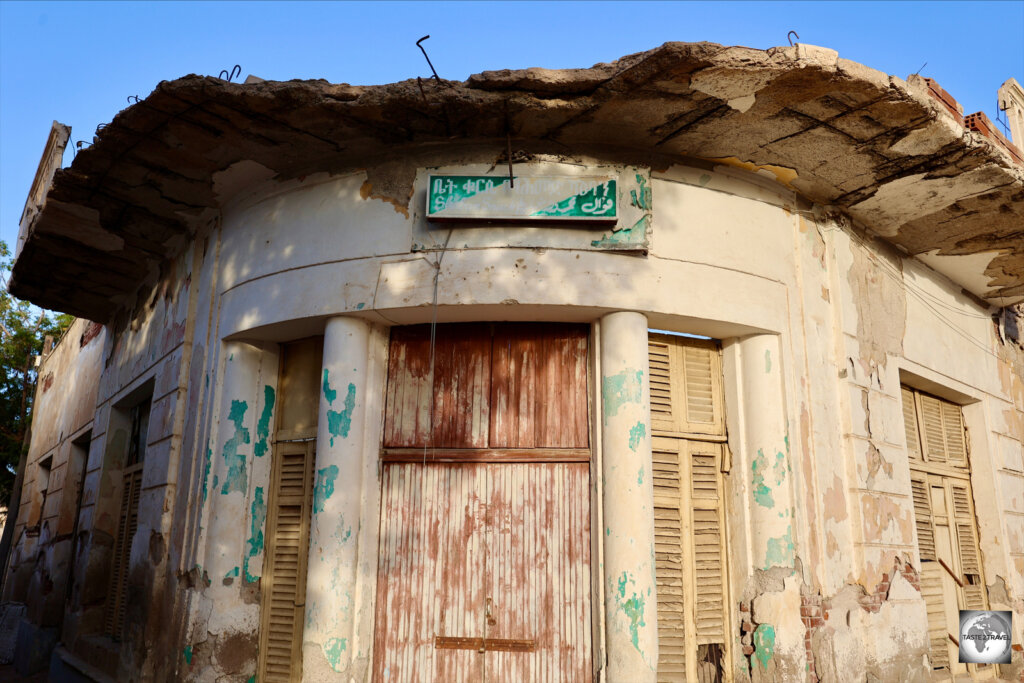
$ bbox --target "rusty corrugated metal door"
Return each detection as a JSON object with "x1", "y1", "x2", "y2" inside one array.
[
  {"x1": 375, "y1": 322, "x2": 592, "y2": 683},
  {"x1": 373, "y1": 462, "x2": 591, "y2": 683}
]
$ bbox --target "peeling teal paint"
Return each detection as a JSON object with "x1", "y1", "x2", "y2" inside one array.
[
  {"x1": 356, "y1": 302, "x2": 365, "y2": 310},
  {"x1": 630, "y1": 173, "x2": 651, "y2": 210},
  {"x1": 201, "y1": 443, "x2": 212, "y2": 502},
  {"x1": 752, "y1": 449, "x2": 774, "y2": 508},
  {"x1": 752, "y1": 448, "x2": 788, "y2": 508},
  {"x1": 220, "y1": 400, "x2": 250, "y2": 495},
  {"x1": 254, "y1": 386, "x2": 276, "y2": 458},
  {"x1": 606, "y1": 527, "x2": 611, "y2": 536},
  {"x1": 628, "y1": 421, "x2": 646, "y2": 452},
  {"x1": 603, "y1": 370, "x2": 643, "y2": 424},
  {"x1": 247, "y1": 677, "x2": 255, "y2": 683},
  {"x1": 615, "y1": 571, "x2": 646, "y2": 654},
  {"x1": 326, "y1": 383, "x2": 357, "y2": 446},
  {"x1": 324, "y1": 637, "x2": 347, "y2": 673},
  {"x1": 591, "y1": 214, "x2": 649, "y2": 248},
  {"x1": 322, "y1": 369, "x2": 337, "y2": 404},
  {"x1": 183, "y1": 645, "x2": 193, "y2": 665},
  {"x1": 313, "y1": 465, "x2": 340, "y2": 513},
  {"x1": 752, "y1": 624, "x2": 776, "y2": 671},
  {"x1": 764, "y1": 525, "x2": 794, "y2": 568},
  {"x1": 765, "y1": 349, "x2": 772, "y2": 374},
  {"x1": 225, "y1": 566, "x2": 239, "y2": 578},
  {"x1": 637, "y1": 467, "x2": 644, "y2": 485},
  {"x1": 244, "y1": 487, "x2": 267, "y2": 582}
]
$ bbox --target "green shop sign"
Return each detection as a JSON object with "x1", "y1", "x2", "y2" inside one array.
[{"x1": 427, "y1": 175, "x2": 617, "y2": 223}]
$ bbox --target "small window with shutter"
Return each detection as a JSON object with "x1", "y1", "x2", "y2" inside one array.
[
  {"x1": 649, "y1": 334, "x2": 729, "y2": 683},
  {"x1": 104, "y1": 388, "x2": 153, "y2": 641},
  {"x1": 901, "y1": 385, "x2": 987, "y2": 673}
]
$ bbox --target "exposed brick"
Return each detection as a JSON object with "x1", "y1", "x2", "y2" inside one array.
[{"x1": 742, "y1": 645, "x2": 754, "y2": 656}]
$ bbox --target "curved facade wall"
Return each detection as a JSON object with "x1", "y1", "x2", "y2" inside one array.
[{"x1": 9, "y1": 150, "x2": 1024, "y2": 682}]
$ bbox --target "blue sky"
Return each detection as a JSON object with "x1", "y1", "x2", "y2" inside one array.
[{"x1": 1, "y1": 1, "x2": 1022, "y2": 259}]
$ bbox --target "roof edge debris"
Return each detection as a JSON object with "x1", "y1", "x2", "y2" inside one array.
[{"x1": 9, "y1": 41, "x2": 1024, "y2": 321}]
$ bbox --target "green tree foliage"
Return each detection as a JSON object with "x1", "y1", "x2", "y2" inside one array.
[{"x1": 0, "y1": 240, "x2": 73, "y2": 506}]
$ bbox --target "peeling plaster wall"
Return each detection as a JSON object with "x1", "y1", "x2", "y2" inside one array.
[
  {"x1": 2, "y1": 317, "x2": 105, "y2": 633},
  {"x1": 17, "y1": 147, "x2": 1024, "y2": 681},
  {"x1": 43, "y1": 240, "x2": 204, "y2": 681}
]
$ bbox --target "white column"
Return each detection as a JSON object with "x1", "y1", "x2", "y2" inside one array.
[
  {"x1": 600, "y1": 311, "x2": 658, "y2": 680},
  {"x1": 303, "y1": 316, "x2": 372, "y2": 680},
  {"x1": 738, "y1": 334, "x2": 795, "y2": 571},
  {"x1": 202, "y1": 341, "x2": 266, "y2": 637}
]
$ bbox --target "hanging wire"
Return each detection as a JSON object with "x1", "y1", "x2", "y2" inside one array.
[{"x1": 423, "y1": 227, "x2": 454, "y2": 467}]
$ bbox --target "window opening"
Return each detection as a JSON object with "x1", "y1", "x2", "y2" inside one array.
[
  {"x1": 649, "y1": 332, "x2": 731, "y2": 683},
  {"x1": 902, "y1": 385, "x2": 987, "y2": 674}
]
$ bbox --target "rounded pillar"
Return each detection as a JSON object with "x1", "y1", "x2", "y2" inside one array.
[
  {"x1": 303, "y1": 316, "x2": 371, "y2": 680},
  {"x1": 600, "y1": 311, "x2": 658, "y2": 680}
]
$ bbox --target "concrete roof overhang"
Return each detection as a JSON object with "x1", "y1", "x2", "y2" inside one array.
[{"x1": 9, "y1": 41, "x2": 1024, "y2": 322}]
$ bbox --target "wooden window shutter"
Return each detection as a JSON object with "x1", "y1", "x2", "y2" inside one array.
[
  {"x1": 650, "y1": 334, "x2": 729, "y2": 682},
  {"x1": 941, "y1": 403, "x2": 967, "y2": 466},
  {"x1": 919, "y1": 394, "x2": 948, "y2": 464},
  {"x1": 652, "y1": 439, "x2": 687, "y2": 681},
  {"x1": 920, "y1": 560, "x2": 950, "y2": 670},
  {"x1": 911, "y1": 476, "x2": 936, "y2": 561},
  {"x1": 688, "y1": 443, "x2": 726, "y2": 645},
  {"x1": 647, "y1": 335, "x2": 724, "y2": 438},
  {"x1": 649, "y1": 339, "x2": 675, "y2": 434},
  {"x1": 950, "y1": 483, "x2": 986, "y2": 610},
  {"x1": 682, "y1": 345, "x2": 719, "y2": 432},
  {"x1": 904, "y1": 387, "x2": 968, "y2": 468},
  {"x1": 104, "y1": 467, "x2": 142, "y2": 639},
  {"x1": 901, "y1": 386, "x2": 922, "y2": 460},
  {"x1": 258, "y1": 441, "x2": 315, "y2": 683}
]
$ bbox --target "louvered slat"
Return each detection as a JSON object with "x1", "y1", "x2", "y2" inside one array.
[
  {"x1": 901, "y1": 386, "x2": 922, "y2": 459},
  {"x1": 950, "y1": 483, "x2": 986, "y2": 610},
  {"x1": 920, "y1": 562, "x2": 950, "y2": 669},
  {"x1": 691, "y1": 450, "x2": 725, "y2": 645},
  {"x1": 920, "y1": 395, "x2": 947, "y2": 464},
  {"x1": 911, "y1": 477, "x2": 936, "y2": 561},
  {"x1": 105, "y1": 467, "x2": 141, "y2": 640},
  {"x1": 649, "y1": 341, "x2": 674, "y2": 429},
  {"x1": 942, "y1": 402, "x2": 966, "y2": 465},
  {"x1": 683, "y1": 347, "x2": 715, "y2": 426},
  {"x1": 259, "y1": 442, "x2": 314, "y2": 683},
  {"x1": 655, "y1": 496, "x2": 687, "y2": 682}
]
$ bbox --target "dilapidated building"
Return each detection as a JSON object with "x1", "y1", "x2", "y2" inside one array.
[{"x1": 3, "y1": 41, "x2": 1024, "y2": 682}]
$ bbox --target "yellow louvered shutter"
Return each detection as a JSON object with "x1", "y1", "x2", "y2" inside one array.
[
  {"x1": 649, "y1": 340, "x2": 676, "y2": 434},
  {"x1": 911, "y1": 476, "x2": 935, "y2": 561},
  {"x1": 259, "y1": 441, "x2": 315, "y2": 683},
  {"x1": 941, "y1": 403, "x2": 966, "y2": 467},
  {"x1": 950, "y1": 483, "x2": 986, "y2": 610},
  {"x1": 648, "y1": 336, "x2": 724, "y2": 437},
  {"x1": 919, "y1": 395, "x2": 948, "y2": 464},
  {"x1": 689, "y1": 443, "x2": 726, "y2": 645},
  {"x1": 650, "y1": 334, "x2": 729, "y2": 682},
  {"x1": 901, "y1": 387, "x2": 922, "y2": 460},
  {"x1": 105, "y1": 466, "x2": 142, "y2": 639},
  {"x1": 653, "y1": 439, "x2": 687, "y2": 681},
  {"x1": 920, "y1": 561, "x2": 950, "y2": 669}
]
